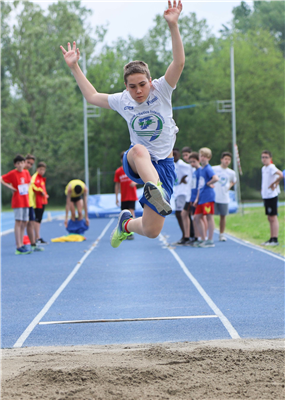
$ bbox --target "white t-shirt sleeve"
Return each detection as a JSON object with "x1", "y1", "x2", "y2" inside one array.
[
  {"x1": 152, "y1": 76, "x2": 175, "y2": 100},
  {"x1": 108, "y1": 92, "x2": 124, "y2": 113}
]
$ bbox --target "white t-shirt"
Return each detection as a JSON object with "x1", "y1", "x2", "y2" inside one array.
[
  {"x1": 173, "y1": 159, "x2": 192, "y2": 201},
  {"x1": 108, "y1": 76, "x2": 178, "y2": 161},
  {"x1": 213, "y1": 165, "x2": 237, "y2": 204},
  {"x1": 261, "y1": 164, "x2": 280, "y2": 199}
]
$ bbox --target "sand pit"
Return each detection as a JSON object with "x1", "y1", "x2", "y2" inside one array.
[{"x1": 1, "y1": 339, "x2": 284, "y2": 399}]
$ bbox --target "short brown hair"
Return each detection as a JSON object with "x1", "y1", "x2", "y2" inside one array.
[
  {"x1": 120, "y1": 151, "x2": 126, "y2": 159},
  {"x1": 182, "y1": 146, "x2": 192, "y2": 154},
  {"x1": 189, "y1": 152, "x2": 199, "y2": 161},
  {"x1": 37, "y1": 162, "x2": 46, "y2": 168},
  {"x1": 262, "y1": 150, "x2": 272, "y2": 158},
  {"x1": 221, "y1": 151, "x2": 232, "y2": 159},
  {"x1": 25, "y1": 154, "x2": 35, "y2": 161},
  {"x1": 124, "y1": 61, "x2": 151, "y2": 84},
  {"x1": 199, "y1": 147, "x2": 212, "y2": 159}
]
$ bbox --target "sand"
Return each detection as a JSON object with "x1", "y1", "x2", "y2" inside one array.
[{"x1": 1, "y1": 339, "x2": 284, "y2": 400}]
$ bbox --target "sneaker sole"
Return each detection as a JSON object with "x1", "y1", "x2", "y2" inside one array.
[
  {"x1": 110, "y1": 210, "x2": 132, "y2": 248},
  {"x1": 144, "y1": 182, "x2": 172, "y2": 216}
]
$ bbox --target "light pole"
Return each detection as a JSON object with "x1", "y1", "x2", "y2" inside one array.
[{"x1": 217, "y1": 44, "x2": 241, "y2": 208}]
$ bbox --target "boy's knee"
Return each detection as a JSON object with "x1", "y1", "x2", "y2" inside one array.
[
  {"x1": 143, "y1": 225, "x2": 161, "y2": 239},
  {"x1": 130, "y1": 144, "x2": 148, "y2": 159}
]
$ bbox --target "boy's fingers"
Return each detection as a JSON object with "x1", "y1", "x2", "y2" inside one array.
[
  {"x1": 60, "y1": 45, "x2": 67, "y2": 54},
  {"x1": 73, "y1": 41, "x2": 76, "y2": 51},
  {"x1": 67, "y1": 42, "x2": 71, "y2": 51},
  {"x1": 168, "y1": 0, "x2": 171, "y2": 8}
]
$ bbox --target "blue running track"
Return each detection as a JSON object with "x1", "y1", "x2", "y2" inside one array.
[{"x1": 1, "y1": 215, "x2": 284, "y2": 349}]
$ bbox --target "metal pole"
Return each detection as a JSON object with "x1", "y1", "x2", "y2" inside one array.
[
  {"x1": 97, "y1": 167, "x2": 101, "y2": 194},
  {"x1": 82, "y1": 51, "x2": 89, "y2": 194},
  {"x1": 230, "y1": 45, "x2": 240, "y2": 207}
]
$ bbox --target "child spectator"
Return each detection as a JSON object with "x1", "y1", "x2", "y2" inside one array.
[
  {"x1": 172, "y1": 147, "x2": 192, "y2": 245},
  {"x1": 32, "y1": 162, "x2": 49, "y2": 245},
  {"x1": 181, "y1": 146, "x2": 195, "y2": 243},
  {"x1": 193, "y1": 147, "x2": 218, "y2": 248},
  {"x1": 64, "y1": 179, "x2": 89, "y2": 228},
  {"x1": 260, "y1": 150, "x2": 283, "y2": 246},
  {"x1": 114, "y1": 151, "x2": 138, "y2": 240},
  {"x1": 24, "y1": 154, "x2": 44, "y2": 252},
  {"x1": 1, "y1": 154, "x2": 32, "y2": 254},
  {"x1": 212, "y1": 152, "x2": 237, "y2": 242},
  {"x1": 60, "y1": 1, "x2": 185, "y2": 248}
]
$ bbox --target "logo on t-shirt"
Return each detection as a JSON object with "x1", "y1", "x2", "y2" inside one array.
[
  {"x1": 219, "y1": 175, "x2": 228, "y2": 187},
  {"x1": 198, "y1": 176, "x2": 205, "y2": 189},
  {"x1": 131, "y1": 111, "x2": 164, "y2": 142}
]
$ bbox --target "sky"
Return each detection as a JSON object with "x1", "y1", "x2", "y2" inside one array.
[{"x1": 7, "y1": 0, "x2": 254, "y2": 45}]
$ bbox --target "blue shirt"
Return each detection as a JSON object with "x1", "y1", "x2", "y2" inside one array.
[
  {"x1": 190, "y1": 167, "x2": 201, "y2": 202},
  {"x1": 198, "y1": 164, "x2": 216, "y2": 204}
]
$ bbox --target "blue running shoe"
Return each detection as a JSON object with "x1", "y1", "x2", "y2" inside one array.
[
  {"x1": 15, "y1": 247, "x2": 32, "y2": 255},
  {"x1": 110, "y1": 210, "x2": 133, "y2": 248},
  {"x1": 144, "y1": 181, "x2": 172, "y2": 216}
]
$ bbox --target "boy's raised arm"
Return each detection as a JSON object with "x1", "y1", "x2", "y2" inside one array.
[
  {"x1": 60, "y1": 41, "x2": 111, "y2": 109},
  {"x1": 164, "y1": 0, "x2": 185, "y2": 88}
]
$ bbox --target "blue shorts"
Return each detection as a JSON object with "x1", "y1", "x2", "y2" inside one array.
[
  {"x1": 123, "y1": 147, "x2": 176, "y2": 216},
  {"x1": 29, "y1": 207, "x2": 35, "y2": 221}
]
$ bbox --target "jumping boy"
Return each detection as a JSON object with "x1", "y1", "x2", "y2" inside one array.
[
  {"x1": 114, "y1": 151, "x2": 138, "y2": 240},
  {"x1": 193, "y1": 148, "x2": 219, "y2": 248},
  {"x1": 60, "y1": 0, "x2": 185, "y2": 248},
  {"x1": 213, "y1": 152, "x2": 237, "y2": 242},
  {"x1": 32, "y1": 162, "x2": 49, "y2": 245},
  {"x1": 261, "y1": 150, "x2": 283, "y2": 246},
  {"x1": 65, "y1": 179, "x2": 89, "y2": 228},
  {"x1": 1, "y1": 154, "x2": 32, "y2": 254}
]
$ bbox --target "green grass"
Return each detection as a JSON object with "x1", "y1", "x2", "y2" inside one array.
[{"x1": 214, "y1": 206, "x2": 285, "y2": 257}]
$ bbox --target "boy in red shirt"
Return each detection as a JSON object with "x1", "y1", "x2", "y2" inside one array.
[
  {"x1": 1, "y1": 154, "x2": 32, "y2": 254},
  {"x1": 114, "y1": 151, "x2": 138, "y2": 240},
  {"x1": 32, "y1": 162, "x2": 49, "y2": 245}
]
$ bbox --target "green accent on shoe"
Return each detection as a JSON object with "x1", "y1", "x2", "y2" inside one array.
[{"x1": 110, "y1": 210, "x2": 133, "y2": 248}]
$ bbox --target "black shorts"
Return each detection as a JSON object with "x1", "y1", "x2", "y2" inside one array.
[
  {"x1": 121, "y1": 201, "x2": 136, "y2": 210},
  {"x1": 184, "y1": 201, "x2": 191, "y2": 212},
  {"x1": 71, "y1": 195, "x2": 83, "y2": 203},
  {"x1": 35, "y1": 205, "x2": 45, "y2": 223},
  {"x1": 264, "y1": 196, "x2": 278, "y2": 216},
  {"x1": 29, "y1": 207, "x2": 35, "y2": 221}
]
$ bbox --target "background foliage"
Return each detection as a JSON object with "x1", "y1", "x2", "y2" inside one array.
[{"x1": 1, "y1": 1, "x2": 284, "y2": 204}]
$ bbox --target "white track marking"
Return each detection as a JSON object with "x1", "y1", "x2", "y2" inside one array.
[
  {"x1": 13, "y1": 219, "x2": 114, "y2": 348},
  {"x1": 39, "y1": 315, "x2": 218, "y2": 325},
  {"x1": 159, "y1": 234, "x2": 240, "y2": 339},
  {"x1": 216, "y1": 230, "x2": 285, "y2": 262}
]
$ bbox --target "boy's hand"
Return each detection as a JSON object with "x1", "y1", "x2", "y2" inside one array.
[
  {"x1": 85, "y1": 217, "x2": 89, "y2": 226},
  {"x1": 60, "y1": 41, "x2": 80, "y2": 69},
  {"x1": 164, "y1": 0, "x2": 182, "y2": 26}
]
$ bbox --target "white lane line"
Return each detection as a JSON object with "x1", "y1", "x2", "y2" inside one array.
[
  {"x1": 215, "y1": 230, "x2": 285, "y2": 262},
  {"x1": 39, "y1": 315, "x2": 218, "y2": 325},
  {"x1": 159, "y1": 234, "x2": 240, "y2": 339},
  {"x1": 13, "y1": 219, "x2": 114, "y2": 348}
]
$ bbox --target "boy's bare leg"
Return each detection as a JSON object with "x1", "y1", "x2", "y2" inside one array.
[
  {"x1": 175, "y1": 211, "x2": 185, "y2": 237},
  {"x1": 127, "y1": 145, "x2": 159, "y2": 184},
  {"x1": 129, "y1": 209, "x2": 135, "y2": 218},
  {"x1": 14, "y1": 220, "x2": 23, "y2": 248},
  {"x1": 20, "y1": 221, "x2": 28, "y2": 246},
  {"x1": 27, "y1": 221, "x2": 36, "y2": 244},
  {"x1": 127, "y1": 205, "x2": 165, "y2": 238},
  {"x1": 76, "y1": 199, "x2": 84, "y2": 220},
  {"x1": 69, "y1": 202, "x2": 77, "y2": 220},
  {"x1": 268, "y1": 215, "x2": 279, "y2": 237},
  {"x1": 34, "y1": 221, "x2": 41, "y2": 241},
  {"x1": 182, "y1": 209, "x2": 190, "y2": 238},
  {"x1": 195, "y1": 214, "x2": 206, "y2": 241},
  {"x1": 219, "y1": 215, "x2": 226, "y2": 234},
  {"x1": 202, "y1": 216, "x2": 208, "y2": 238},
  {"x1": 206, "y1": 215, "x2": 215, "y2": 241}
]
